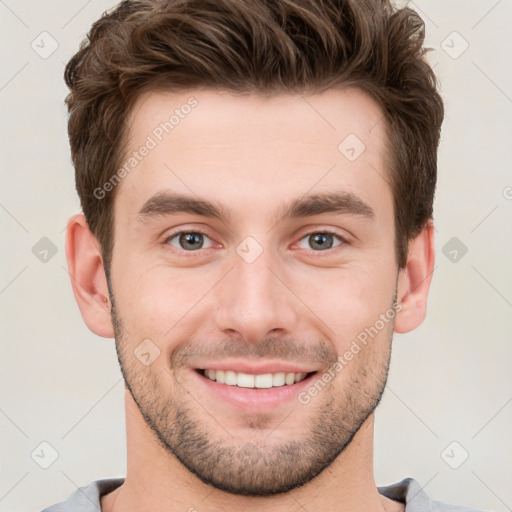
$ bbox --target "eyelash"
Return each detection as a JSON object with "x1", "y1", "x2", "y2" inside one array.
[{"x1": 163, "y1": 228, "x2": 348, "y2": 255}]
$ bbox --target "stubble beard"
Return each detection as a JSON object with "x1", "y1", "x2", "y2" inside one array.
[{"x1": 109, "y1": 291, "x2": 394, "y2": 496}]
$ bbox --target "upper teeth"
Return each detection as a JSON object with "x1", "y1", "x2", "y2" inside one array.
[{"x1": 203, "y1": 369, "x2": 308, "y2": 388}]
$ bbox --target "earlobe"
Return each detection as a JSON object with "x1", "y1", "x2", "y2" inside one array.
[
  {"x1": 394, "y1": 221, "x2": 435, "y2": 334},
  {"x1": 65, "y1": 213, "x2": 115, "y2": 338}
]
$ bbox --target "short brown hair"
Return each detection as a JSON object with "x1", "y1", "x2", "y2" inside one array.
[{"x1": 65, "y1": 0, "x2": 444, "y2": 269}]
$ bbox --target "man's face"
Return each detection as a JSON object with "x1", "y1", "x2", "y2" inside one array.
[{"x1": 108, "y1": 87, "x2": 398, "y2": 495}]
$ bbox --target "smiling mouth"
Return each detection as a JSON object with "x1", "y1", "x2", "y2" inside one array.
[{"x1": 196, "y1": 368, "x2": 317, "y2": 389}]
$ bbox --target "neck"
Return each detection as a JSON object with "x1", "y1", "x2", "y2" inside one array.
[{"x1": 102, "y1": 389, "x2": 399, "y2": 512}]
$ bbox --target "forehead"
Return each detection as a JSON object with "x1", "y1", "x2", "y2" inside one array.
[
  {"x1": 117, "y1": 86, "x2": 391, "y2": 222},
  {"x1": 128, "y1": 86, "x2": 387, "y2": 149}
]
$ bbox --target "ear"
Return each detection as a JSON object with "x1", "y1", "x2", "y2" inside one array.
[
  {"x1": 394, "y1": 220, "x2": 435, "y2": 334},
  {"x1": 65, "y1": 213, "x2": 115, "y2": 338}
]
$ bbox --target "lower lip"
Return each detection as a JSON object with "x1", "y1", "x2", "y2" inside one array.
[{"x1": 192, "y1": 370, "x2": 317, "y2": 412}]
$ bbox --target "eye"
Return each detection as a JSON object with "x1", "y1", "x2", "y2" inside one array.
[
  {"x1": 164, "y1": 230, "x2": 215, "y2": 251},
  {"x1": 296, "y1": 230, "x2": 346, "y2": 251}
]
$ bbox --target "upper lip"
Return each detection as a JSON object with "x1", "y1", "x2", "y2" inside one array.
[{"x1": 194, "y1": 360, "x2": 319, "y2": 375}]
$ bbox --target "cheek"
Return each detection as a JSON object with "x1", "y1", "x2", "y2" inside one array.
[
  {"x1": 112, "y1": 260, "x2": 217, "y2": 339},
  {"x1": 294, "y1": 262, "x2": 397, "y2": 346}
]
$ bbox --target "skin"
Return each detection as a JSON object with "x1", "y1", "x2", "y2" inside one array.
[{"x1": 66, "y1": 87, "x2": 435, "y2": 512}]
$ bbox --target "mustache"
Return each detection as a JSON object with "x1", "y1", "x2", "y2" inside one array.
[{"x1": 170, "y1": 336, "x2": 338, "y2": 370}]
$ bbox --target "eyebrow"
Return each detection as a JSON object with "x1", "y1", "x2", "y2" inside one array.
[{"x1": 136, "y1": 189, "x2": 375, "y2": 226}]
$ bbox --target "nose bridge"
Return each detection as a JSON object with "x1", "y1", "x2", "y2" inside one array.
[{"x1": 213, "y1": 240, "x2": 298, "y2": 341}]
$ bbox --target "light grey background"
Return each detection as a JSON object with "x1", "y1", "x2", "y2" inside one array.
[{"x1": 1, "y1": 1, "x2": 511, "y2": 511}]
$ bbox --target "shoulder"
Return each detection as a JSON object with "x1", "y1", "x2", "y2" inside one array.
[
  {"x1": 378, "y1": 477, "x2": 489, "y2": 512},
  {"x1": 39, "y1": 478, "x2": 124, "y2": 512}
]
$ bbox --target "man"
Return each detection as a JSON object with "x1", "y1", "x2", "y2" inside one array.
[{"x1": 42, "y1": 0, "x2": 483, "y2": 510}]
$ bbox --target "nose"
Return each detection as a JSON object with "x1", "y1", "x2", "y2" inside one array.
[{"x1": 213, "y1": 243, "x2": 299, "y2": 343}]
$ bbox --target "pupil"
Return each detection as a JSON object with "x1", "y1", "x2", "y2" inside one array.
[
  {"x1": 180, "y1": 232, "x2": 203, "y2": 250},
  {"x1": 311, "y1": 233, "x2": 333, "y2": 250}
]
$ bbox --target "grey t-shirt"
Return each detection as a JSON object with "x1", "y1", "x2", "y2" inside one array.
[{"x1": 41, "y1": 477, "x2": 486, "y2": 511}]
